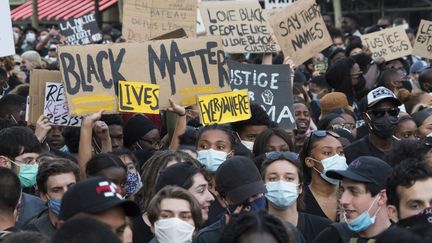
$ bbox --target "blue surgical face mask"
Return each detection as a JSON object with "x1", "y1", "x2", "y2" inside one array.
[
  {"x1": 17, "y1": 163, "x2": 39, "y2": 188},
  {"x1": 197, "y1": 149, "x2": 228, "y2": 172},
  {"x1": 48, "y1": 198, "x2": 61, "y2": 216},
  {"x1": 312, "y1": 154, "x2": 348, "y2": 185},
  {"x1": 345, "y1": 195, "x2": 381, "y2": 233},
  {"x1": 265, "y1": 181, "x2": 299, "y2": 209}
]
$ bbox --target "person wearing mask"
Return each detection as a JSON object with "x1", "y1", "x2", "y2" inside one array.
[
  {"x1": 386, "y1": 159, "x2": 432, "y2": 223},
  {"x1": 253, "y1": 128, "x2": 294, "y2": 157},
  {"x1": 344, "y1": 87, "x2": 401, "y2": 163},
  {"x1": 0, "y1": 127, "x2": 46, "y2": 228},
  {"x1": 313, "y1": 156, "x2": 393, "y2": 243},
  {"x1": 20, "y1": 50, "x2": 41, "y2": 83},
  {"x1": 0, "y1": 168, "x2": 21, "y2": 239},
  {"x1": 411, "y1": 108, "x2": 432, "y2": 139},
  {"x1": 22, "y1": 158, "x2": 80, "y2": 237},
  {"x1": 59, "y1": 177, "x2": 141, "y2": 241},
  {"x1": 299, "y1": 130, "x2": 347, "y2": 222},
  {"x1": 147, "y1": 186, "x2": 203, "y2": 243},
  {"x1": 195, "y1": 156, "x2": 267, "y2": 243},
  {"x1": 261, "y1": 151, "x2": 332, "y2": 242},
  {"x1": 123, "y1": 114, "x2": 161, "y2": 151},
  {"x1": 231, "y1": 103, "x2": 272, "y2": 152}
]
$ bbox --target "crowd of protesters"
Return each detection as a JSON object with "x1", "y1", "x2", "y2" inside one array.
[{"x1": 0, "y1": 10, "x2": 432, "y2": 243}]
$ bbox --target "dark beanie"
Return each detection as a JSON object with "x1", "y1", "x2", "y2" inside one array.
[
  {"x1": 317, "y1": 113, "x2": 342, "y2": 130},
  {"x1": 123, "y1": 115, "x2": 157, "y2": 147},
  {"x1": 155, "y1": 162, "x2": 199, "y2": 192},
  {"x1": 411, "y1": 108, "x2": 432, "y2": 127}
]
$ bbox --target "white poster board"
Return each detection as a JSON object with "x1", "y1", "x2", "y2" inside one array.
[{"x1": 0, "y1": 1, "x2": 15, "y2": 57}]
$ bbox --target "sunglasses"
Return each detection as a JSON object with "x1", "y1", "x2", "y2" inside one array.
[
  {"x1": 368, "y1": 108, "x2": 399, "y2": 118},
  {"x1": 264, "y1": 151, "x2": 299, "y2": 162},
  {"x1": 331, "y1": 123, "x2": 355, "y2": 131},
  {"x1": 304, "y1": 130, "x2": 340, "y2": 155}
]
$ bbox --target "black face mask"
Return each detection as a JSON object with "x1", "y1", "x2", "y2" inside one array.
[{"x1": 368, "y1": 115, "x2": 398, "y2": 139}]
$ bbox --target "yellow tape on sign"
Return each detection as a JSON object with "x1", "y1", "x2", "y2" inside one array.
[
  {"x1": 118, "y1": 81, "x2": 160, "y2": 114},
  {"x1": 197, "y1": 89, "x2": 251, "y2": 125}
]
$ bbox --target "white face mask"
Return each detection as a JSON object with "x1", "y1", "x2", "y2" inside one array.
[
  {"x1": 26, "y1": 32, "x2": 36, "y2": 43},
  {"x1": 154, "y1": 218, "x2": 195, "y2": 243},
  {"x1": 427, "y1": 132, "x2": 432, "y2": 138},
  {"x1": 197, "y1": 149, "x2": 228, "y2": 172},
  {"x1": 241, "y1": 140, "x2": 254, "y2": 151},
  {"x1": 312, "y1": 154, "x2": 348, "y2": 185}
]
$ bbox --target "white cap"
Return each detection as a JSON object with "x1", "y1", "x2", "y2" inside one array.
[{"x1": 367, "y1": 87, "x2": 401, "y2": 108}]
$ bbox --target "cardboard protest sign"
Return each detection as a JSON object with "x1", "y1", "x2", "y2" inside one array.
[
  {"x1": 59, "y1": 13, "x2": 102, "y2": 45},
  {"x1": 413, "y1": 20, "x2": 432, "y2": 59},
  {"x1": 151, "y1": 28, "x2": 187, "y2": 40},
  {"x1": 44, "y1": 82, "x2": 82, "y2": 126},
  {"x1": 265, "y1": 0, "x2": 296, "y2": 9},
  {"x1": 268, "y1": 0, "x2": 332, "y2": 65},
  {"x1": 361, "y1": 26, "x2": 412, "y2": 61},
  {"x1": 118, "y1": 81, "x2": 159, "y2": 114},
  {"x1": 197, "y1": 89, "x2": 251, "y2": 125},
  {"x1": 28, "y1": 70, "x2": 62, "y2": 124},
  {"x1": 228, "y1": 60, "x2": 296, "y2": 128},
  {"x1": 199, "y1": 0, "x2": 279, "y2": 53},
  {"x1": 0, "y1": 2, "x2": 15, "y2": 57},
  {"x1": 123, "y1": 0, "x2": 196, "y2": 42},
  {"x1": 58, "y1": 36, "x2": 230, "y2": 112}
]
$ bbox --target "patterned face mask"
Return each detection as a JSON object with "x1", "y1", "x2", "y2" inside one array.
[{"x1": 125, "y1": 171, "x2": 142, "y2": 195}]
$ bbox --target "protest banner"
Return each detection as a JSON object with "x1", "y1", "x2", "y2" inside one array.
[
  {"x1": 44, "y1": 82, "x2": 82, "y2": 126},
  {"x1": 59, "y1": 13, "x2": 102, "y2": 45},
  {"x1": 265, "y1": 0, "x2": 296, "y2": 9},
  {"x1": 361, "y1": 26, "x2": 412, "y2": 61},
  {"x1": 268, "y1": 0, "x2": 332, "y2": 65},
  {"x1": 28, "y1": 70, "x2": 61, "y2": 124},
  {"x1": 118, "y1": 81, "x2": 159, "y2": 114},
  {"x1": 0, "y1": 1, "x2": 15, "y2": 57},
  {"x1": 199, "y1": 0, "x2": 279, "y2": 53},
  {"x1": 228, "y1": 60, "x2": 296, "y2": 129},
  {"x1": 58, "y1": 36, "x2": 230, "y2": 113},
  {"x1": 123, "y1": 0, "x2": 196, "y2": 42},
  {"x1": 413, "y1": 20, "x2": 432, "y2": 59},
  {"x1": 151, "y1": 28, "x2": 187, "y2": 40},
  {"x1": 197, "y1": 89, "x2": 251, "y2": 125}
]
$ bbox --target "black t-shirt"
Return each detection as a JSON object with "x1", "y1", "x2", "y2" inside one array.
[
  {"x1": 131, "y1": 215, "x2": 154, "y2": 243},
  {"x1": 312, "y1": 222, "x2": 392, "y2": 243},
  {"x1": 301, "y1": 186, "x2": 330, "y2": 220},
  {"x1": 297, "y1": 212, "x2": 332, "y2": 243},
  {"x1": 205, "y1": 199, "x2": 226, "y2": 227},
  {"x1": 344, "y1": 136, "x2": 384, "y2": 163}
]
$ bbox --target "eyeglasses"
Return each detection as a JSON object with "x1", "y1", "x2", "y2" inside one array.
[
  {"x1": 264, "y1": 151, "x2": 299, "y2": 162},
  {"x1": 368, "y1": 108, "x2": 399, "y2": 118},
  {"x1": 304, "y1": 130, "x2": 340, "y2": 155}
]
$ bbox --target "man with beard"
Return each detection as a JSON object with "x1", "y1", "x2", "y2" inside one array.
[{"x1": 344, "y1": 87, "x2": 401, "y2": 163}]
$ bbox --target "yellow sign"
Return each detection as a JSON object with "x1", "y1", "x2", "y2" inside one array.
[
  {"x1": 118, "y1": 81, "x2": 160, "y2": 114},
  {"x1": 197, "y1": 89, "x2": 251, "y2": 125}
]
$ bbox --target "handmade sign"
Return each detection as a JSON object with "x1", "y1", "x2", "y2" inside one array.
[
  {"x1": 0, "y1": 1, "x2": 15, "y2": 57},
  {"x1": 413, "y1": 19, "x2": 432, "y2": 59},
  {"x1": 265, "y1": 0, "x2": 296, "y2": 9},
  {"x1": 59, "y1": 13, "x2": 102, "y2": 45},
  {"x1": 228, "y1": 60, "x2": 296, "y2": 128},
  {"x1": 123, "y1": 0, "x2": 196, "y2": 42},
  {"x1": 118, "y1": 81, "x2": 159, "y2": 114},
  {"x1": 197, "y1": 89, "x2": 251, "y2": 125},
  {"x1": 58, "y1": 36, "x2": 230, "y2": 114},
  {"x1": 44, "y1": 82, "x2": 82, "y2": 126},
  {"x1": 361, "y1": 26, "x2": 412, "y2": 61},
  {"x1": 199, "y1": 0, "x2": 279, "y2": 53},
  {"x1": 268, "y1": 0, "x2": 332, "y2": 65}
]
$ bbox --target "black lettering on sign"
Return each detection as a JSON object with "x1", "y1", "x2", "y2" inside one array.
[
  {"x1": 59, "y1": 48, "x2": 126, "y2": 95},
  {"x1": 118, "y1": 83, "x2": 159, "y2": 112},
  {"x1": 199, "y1": 93, "x2": 249, "y2": 123},
  {"x1": 148, "y1": 40, "x2": 229, "y2": 95}
]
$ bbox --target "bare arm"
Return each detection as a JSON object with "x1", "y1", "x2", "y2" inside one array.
[
  {"x1": 167, "y1": 98, "x2": 187, "y2": 150},
  {"x1": 78, "y1": 110, "x2": 103, "y2": 178}
]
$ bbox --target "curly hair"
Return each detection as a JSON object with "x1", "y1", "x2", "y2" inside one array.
[
  {"x1": 219, "y1": 211, "x2": 292, "y2": 243},
  {"x1": 387, "y1": 159, "x2": 432, "y2": 211}
]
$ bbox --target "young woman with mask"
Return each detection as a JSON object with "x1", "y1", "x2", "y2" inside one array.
[
  {"x1": 252, "y1": 128, "x2": 294, "y2": 157},
  {"x1": 261, "y1": 151, "x2": 332, "y2": 242},
  {"x1": 110, "y1": 149, "x2": 143, "y2": 197},
  {"x1": 299, "y1": 130, "x2": 347, "y2": 222},
  {"x1": 147, "y1": 186, "x2": 203, "y2": 243}
]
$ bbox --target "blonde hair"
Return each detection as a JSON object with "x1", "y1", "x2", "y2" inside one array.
[{"x1": 21, "y1": 50, "x2": 41, "y2": 67}]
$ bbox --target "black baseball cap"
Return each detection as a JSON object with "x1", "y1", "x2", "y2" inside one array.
[
  {"x1": 326, "y1": 156, "x2": 393, "y2": 188},
  {"x1": 155, "y1": 161, "x2": 200, "y2": 192},
  {"x1": 215, "y1": 156, "x2": 266, "y2": 205},
  {"x1": 59, "y1": 177, "x2": 141, "y2": 220}
]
